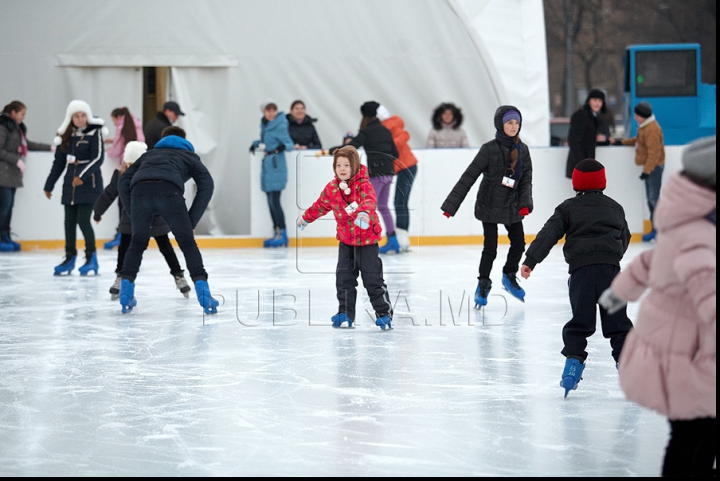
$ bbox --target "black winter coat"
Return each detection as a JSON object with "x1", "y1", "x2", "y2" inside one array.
[
  {"x1": 441, "y1": 139, "x2": 533, "y2": 225},
  {"x1": 44, "y1": 125, "x2": 104, "y2": 205},
  {"x1": 93, "y1": 170, "x2": 170, "y2": 236},
  {"x1": 0, "y1": 114, "x2": 51, "y2": 188},
  {"x1": 566, "y1": 105, "x2": 600, "y2": 178},
  {"x1": 118, "y1": 136, "x2": 214, "y2": 229},
  {"x1": 286, "y1": 114, "x2": 322, "y2": 149},
  {"x1": 331, "y1": 119, "x2": 398, "y2": 178},
  {"x1": 143, "y1": 112, "x2": 172, "y2": 149},
  {"x1": 524, "y1": 191, "x2": 630, "y2": 273}
]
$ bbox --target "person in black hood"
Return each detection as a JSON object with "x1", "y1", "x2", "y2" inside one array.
[
  {"x1": 441, "y1": 105, "x2": 533, "y2": 308},
  {"x1": 566, "y1": 89, "x2": 607, "y2": 178},
  {"x1": 286, "y1": 100, "x2": 322, "y2": 150},
  {"x1": 143, "y1": 101, "x2": 184, "y2": 149},
  {"x1": 117, "y1": 126, "x2": 218, "y2": 315}
]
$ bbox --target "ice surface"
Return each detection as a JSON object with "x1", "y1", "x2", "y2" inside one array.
[{"x1": 0, "y1": 244, "x2": 669, "y2": 476}]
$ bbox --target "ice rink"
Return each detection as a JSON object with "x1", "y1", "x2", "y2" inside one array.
[{"x1": 0, "y1": 243, "x2": 670, "y2": 476}]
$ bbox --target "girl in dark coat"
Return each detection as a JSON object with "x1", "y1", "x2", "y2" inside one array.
[
  {"x1": 44, "y1": 100, "x2": 106, "y2": 276},
  {"x1": 286, "y1": 100, "x2": 322, "y2": 150},
  {"x1": 94, "y1": 141, "x2": 190, "y2": 300},
  {"x1": 0, "y1": 100, "x2": 51, "y2": 251},
  {"x1": 565, "y1": 89, "x2": 607, "y2": 178},
  {"x1": 441, "y1": 106, "x2": 533, "y2": 308}
]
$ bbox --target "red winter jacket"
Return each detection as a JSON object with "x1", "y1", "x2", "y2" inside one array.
[{"x1": 302, "y1": 165, "x2": 383, "y2": 246}]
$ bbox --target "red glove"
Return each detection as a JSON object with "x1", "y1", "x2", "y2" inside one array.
[
  {"x1": 443, "y1": 212, "x2": 451, "y2": 218},
  {"x1": 519, "y1": 207, "x2": 530, "y2": 217}
]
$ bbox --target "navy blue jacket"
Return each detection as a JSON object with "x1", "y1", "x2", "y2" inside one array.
[
  {"x1": 286, "y1": 114, "x2": 322, "y2": 149},
  {"x1": 118, "y1": 136, "x2": 214, "y2": 228},
  {"x1": 344, "y1": 119, "x2": 398, "y2": 178},
  {"x1": 44, "y1": 124, "x2": 104, "y2": 205}
]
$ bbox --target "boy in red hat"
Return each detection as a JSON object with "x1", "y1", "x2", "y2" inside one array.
[{"x1": 520, "y1": 158, "x2": 633, "y2": 397}]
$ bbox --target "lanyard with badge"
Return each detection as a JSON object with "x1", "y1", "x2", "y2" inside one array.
[{"x1": 498, "y1": 141, "x2": 516, "y2": 189}]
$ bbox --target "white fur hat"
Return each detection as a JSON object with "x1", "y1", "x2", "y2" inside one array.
[
  {"x1": 260, "y1": 98, "x2": 278, "y2": 112},
  {"x1": 376, "y1": 104, "x2": 391, "y2": 121},
  {"x1": 123, "y1": 141, "x2": 148, "y2": 164},
  {"x1": 53, "y1": 99, "x2": 108, "y2": 145}
]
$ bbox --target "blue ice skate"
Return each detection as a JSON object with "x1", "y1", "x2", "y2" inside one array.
[
  {"x1": 266, "y1": 229, "x2": 288, "y2": 248},
  {"x1": 1, "y1": 233, "x2": 21, "y2": 251},
  {"x1": 378, "y1": 234, "x2": 400, "y2": 254},
  {"x1": 474, "y1": 278, "x2": 492, "y2": 309},
  {"x1": 642, "y1": 229, "x2": 656, "y2": 242},
  {"x1": 560, "y1": 357, "x2": 585, "y2": 398},
  {"x1": 375, "y1": 315, "x2": 393, "y2": 331},
  {"x1": 53, "y1": 254, "x2": 76, "y2": 276},
  {"x1": 331, "y1": 312, "x2": 353, "y2": 328},
  {"x1": 103, "y1": 232, "x2": 121, "y2": 250},
  {"x1": 502, "y1": 273, "x2": 525, "y2": 302},
  {"x1": 195, "y1": 280, "x2": 219, "y2": 315},
  {"x1": 78, "y1": 252, "x2": 99, "y2": 276},
  {"x1": 119, "y1": 279, "x2": 137, "y2": 313}
]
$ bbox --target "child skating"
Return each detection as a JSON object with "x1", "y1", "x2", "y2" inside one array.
[
  {"x1": 441, "y1": 106, "x2": 533, "y2": 308},
  {"x1": 520, "y1": 159, "x2": 633, "y2": 398},
  {"x1": 298, "y1": 145, "x2": 394, "y2": 330},
  {"x1": 93, "y1": 141, "x2": 191, "y2": 300}
]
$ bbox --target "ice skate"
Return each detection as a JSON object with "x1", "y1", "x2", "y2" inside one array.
[
  {"x1": 175, "y1": 275, "x2": 191, "y2": 298},
  {"x1": 1, "y1": 233, "x2": 21, "y2": 251},
  {"x1": 396, "y1": 228, "x2": 410, "y2": 252},
  {"x1": 641, "y1": 229, "x2": 656, "y2": 242},
  {"x1": 331, "y1": 312, "x2": 354, "y2": 328},
  {"x1": 266, "y1": 228, "x2": 288, "y2": 248},
  {"x1": 53, "y1": 254, "x2": 76, "y2": 276},
  {"x1": 375, "y1": 315, "x2": 393, "y2": 330},
  {"x1": 78, "y1": 251, "x2": 99, "y2": 276},
  {"x1": 119, "y1": 279, "x2": 137, "y2": 313},
  {"x1": 474, "y1": 278, "x2": 492, "y2": 309},
  {"x1": 109, "y1": 275, "x2": 121, "y2": 301},
  {"x1": 378, "y1": 234, "x2": 400, "y2": 254},
  {"x1": 502, "y1": 273, "x2": 525, "y2": 302},
  {"x1": 103, "y1": 232, "x2": 121, "y2": 250},
  {"x1": 195, "y1": 280, "x2": 219, "y2": 315},
  {"x1": 560, "y1": 357, "x2": 585, "y2": 398},
  {"x1": 263, "y1": 228, "x2": 279, "y2": 248}
]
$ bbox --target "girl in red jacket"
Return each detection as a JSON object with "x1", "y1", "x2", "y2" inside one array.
[{"x1": 298, "y1": 145, "x2": 394, "y2": 330}]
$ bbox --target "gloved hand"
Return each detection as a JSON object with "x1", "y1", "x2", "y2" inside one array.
[
  {"x1": 272, "y1": 144, "x2": 286, "y2": 154},
  {"x1": 639, "y1": 172, "x2": 650, "y2": 181},
  {"x1": 93, "y1": 213, "x2": 102, "y2": 222},
  {"x1": 519, "y1": 207, "x2": 530, "y2": 217},
  {"x1": 598, "y1": 287, "x2": 627, "y2": 315},
  {"x1": 249, "y1": 144, "x2": 256, "y2": 154},
  {"x1": 16, "y1": 159, "x2": 26, "y2": 176},
  {"x1": 613, "y1": 138, "x2": 623, "y2": 146},
  {"x1": 354, "y1": 212, "x2": 370, "y2": 230},
  {"x1": 297, "y1": 217, "x2": 309, "y2": 231},
  {"x1": 443, "y1": 212, "x2": 451, "y2": 219}
]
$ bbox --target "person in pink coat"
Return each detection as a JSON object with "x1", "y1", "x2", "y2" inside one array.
[
  {"x1": 600, "y1": 136, "x2": 716, "y2": 477},
  {"x1": 103, "y1": 107, "x2": 144, "y2": 248}
]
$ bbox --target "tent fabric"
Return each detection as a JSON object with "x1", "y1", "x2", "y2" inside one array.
[{"x1": 0, "y1": 0, "x2": 549, "y2": 235}]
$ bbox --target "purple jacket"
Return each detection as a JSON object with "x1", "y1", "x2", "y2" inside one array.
[{"x1": 612, "y1": 172, "x2": 716, "y2": 420}]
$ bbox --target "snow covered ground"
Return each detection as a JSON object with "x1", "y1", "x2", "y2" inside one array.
[{"x1": 0, "y1": 243, "x2": 668, "y2": 476}]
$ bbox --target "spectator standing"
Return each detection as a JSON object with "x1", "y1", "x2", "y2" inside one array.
[
  {"x1": 144, "y1": 101, "x2": 184, "y2": 149},
  {"x1": 565, "y1": 89, "x2": 607, "y2": 178},
  {"x1": 426, "y1": 103, "x2": 469, "y2": 148},
  {"x1": 0, "y1": 100, "x2": 51, "y2": 252},
  {"x1": 376, "y1": 104, "x2": 417, "y2": 253},
  {"x1": 615, "y1": 101, "x2": 666, "y2": 242},
  {"x1": 286, "y1": 100, "x2": 322, "y2": 150}
]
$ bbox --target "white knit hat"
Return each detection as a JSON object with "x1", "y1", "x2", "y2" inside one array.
[
  {"x1": 53, "y1": 100, "x2": 107, "y2": 146},
  {"x1": 260, "y1": 98, "x2": 278, "y2": 112},
  {"x1": 376, "y1": 104, "x2": 391, "y2": 121},
  {"x1": 123, "y1": 141, "x2": 148, "y2": 164}
]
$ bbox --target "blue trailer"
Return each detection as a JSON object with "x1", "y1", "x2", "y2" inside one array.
[{"x1": 623, "y1": 43, "x2": 716, "y2": 145}]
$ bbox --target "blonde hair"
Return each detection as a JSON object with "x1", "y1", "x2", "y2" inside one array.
[{"x1": 333, "y1": 145, "x2": 361, "y2": 178}]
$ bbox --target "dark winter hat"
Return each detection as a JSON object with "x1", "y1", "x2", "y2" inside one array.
[
  {"x1": 586, "y1": 89, "x2": 605, "y2": 102},
  {"x1": 493, "y1": 105, "x2": 523, "y2": 133},
  {"x1": 361, "y1": 101, "x2": 380, "y2": 118},
  {"x1": 682, "y1": 136, "x2": 716, "y2": 190},
  {"x1": 634, "y1": 101, "x2": 653, "y2": 119},
  {"x1": 163, "y1": 101, "x2": 185, "y2": 116},
  {"x1": 572, "y1": 158, "x2": 606, "y2": 191},
  {"x1": 502, "y1": 109, "x2": 521, "y2": 125}
]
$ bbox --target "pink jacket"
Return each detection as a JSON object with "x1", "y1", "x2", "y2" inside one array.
[
  {"x1": 612, "y1": 171, "x2": 716, "y2": 420},
  {"x1": 106, "y1": 115, "x2": 145, "y2": 167}
]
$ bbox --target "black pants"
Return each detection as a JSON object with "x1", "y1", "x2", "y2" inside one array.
[
  {"x1": 336, "y1": 242, "x2": 393, "y2": 321},
  {"x1": 0, "y1": 186, "x2": 16, "y2": 237},
  {"x1": 478, "y1": 221, "x2": 525, "y2": 280},
  {"x1": 663, "y1": 418, "x2": 716, "y2": 477},
  {"x1": 266, "y1": 191, "x2": 285, "y2": 229},
  {"x1": 394, "y1": 165, "x2": 417, "y2": 231},
  {"x1": 121, "y1": 181, "x2": 208, "y2": 283},
  {"x1": 562, "y1": 264, "x2": 633, "y2": 362},
  {"x1": 116, "y1": 232, "x2": 183, "y2": 277},
  {"x1": 64, "y1": 204, "x2": 95, "y2": 256}
]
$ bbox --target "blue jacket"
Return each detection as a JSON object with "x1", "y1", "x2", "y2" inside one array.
[
  {"x1": 118, "y1": 135, "x2": 214, "y2": 229},
  {"x1": 44, "y1": 125, "x2": 105, "y2": 205},
  {"x1": 252, "y1": 112, "x2": 294, "y2": 193}
]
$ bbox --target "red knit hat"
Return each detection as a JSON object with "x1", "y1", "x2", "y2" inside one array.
[{"x1": 572, "y1": 159, "x2": 606, "y2": 191}]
